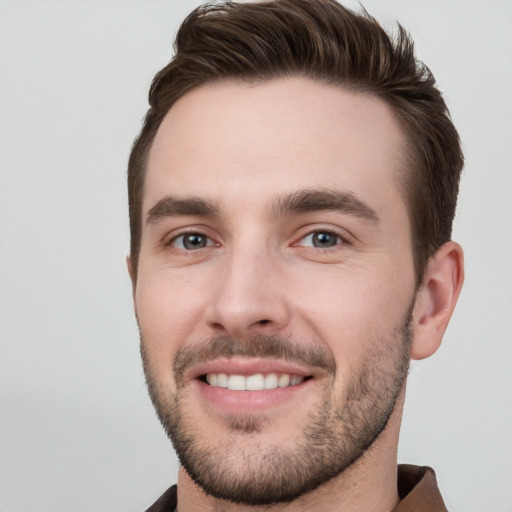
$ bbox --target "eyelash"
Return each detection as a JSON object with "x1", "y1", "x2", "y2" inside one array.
[
  {"x1": 298, "y1": 232, "x2": 342, "y2": 248},
  {"x1": 166, "y1": 231, "x2": 218, "y2": 251},
  {"x1": 294, "y1": 227, "x2": 352, "y2": 250},
  {"x1": 164, "y1": 227, "x2": 351, "y2": 253}
]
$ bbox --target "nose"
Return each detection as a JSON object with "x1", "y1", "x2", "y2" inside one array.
[{"x1": 205, "y1": 243, "x2": 291, "y2": 339}]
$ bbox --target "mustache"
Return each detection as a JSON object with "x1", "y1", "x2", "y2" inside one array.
[{"x1": 173, "y1": 334, "x2": 336, "y2": 386}]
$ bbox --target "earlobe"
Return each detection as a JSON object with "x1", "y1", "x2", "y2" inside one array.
[
  {"x1": 126, "y1": 256, "x2": 137, "y2": 295},
  {"x1": 410, "y1": 241, "x2": 464, "y2": 360}
]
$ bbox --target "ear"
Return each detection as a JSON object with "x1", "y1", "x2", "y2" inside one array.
[
  {"x1": 410, "y1": 241, "x2": 464, "y2": 360},
  {"x1": 126, "y1": 255, "x2": 137, "y2": 297}
]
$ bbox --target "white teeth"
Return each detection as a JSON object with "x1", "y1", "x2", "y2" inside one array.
[
  {"x1": 216, "y1": 373, "x2": 228, "y2": 388},
  {"x1": 246, "y1": 374, "x2": 265, "y2": 390},
  {"x1": 206, "y1": 372, "x2": 305, "y2": 390},
  {"x1": 290, "y1": 375, "x2": 302, "y2": 386},
  {"x1": 264, "y1": 373, "x2": 278, "y2": 389},
  {"x1": 228, "y1": 375, "x2": 246, "y2": 391},
  {"x1": 278, "y1": 374, "x2": 290, "y2": 387}
]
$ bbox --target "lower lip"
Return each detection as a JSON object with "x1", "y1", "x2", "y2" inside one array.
[{"x1": 193, "y1": 379, "x2": 313, "y2": 414}]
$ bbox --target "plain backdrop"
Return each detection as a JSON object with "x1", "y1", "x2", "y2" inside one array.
[{"x1": 1, "y1": 1, "x2": 511, "y2": 511}]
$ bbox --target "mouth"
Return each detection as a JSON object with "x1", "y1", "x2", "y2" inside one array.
[
  {"x1": 186, "y1": 358, "x2": 317, "y2": 413},
  {"x1": 201, "y1": 372, "x2": 312, "y2": 390}
]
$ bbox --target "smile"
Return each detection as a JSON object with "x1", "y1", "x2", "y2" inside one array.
[
  {"x1": 204, "y1": 372, "x2": 307, "y2": 390},
  {"x1": 188, "y1": 360, "x2": 318, "y2": 413}
]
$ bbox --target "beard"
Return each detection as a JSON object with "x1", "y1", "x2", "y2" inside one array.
[{"x1": 140, "y1": 306, "x2": 413, "y2": 506}]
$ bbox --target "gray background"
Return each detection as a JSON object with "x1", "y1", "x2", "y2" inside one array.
[{"x1": 1, "y1": 1, "x2": 511, "y2": 510}]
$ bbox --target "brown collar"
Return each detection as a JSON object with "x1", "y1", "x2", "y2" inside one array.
[{"x1": 393, "y1": 464, "x2": 448, "y2": 511}]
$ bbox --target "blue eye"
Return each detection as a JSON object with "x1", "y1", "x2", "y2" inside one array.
[
  {"x1": 300, "y1": 231, "x2": 342, "y2": 248},
  {"x1": 172, "y1": 233, "x2": 213, "y2": 250}
]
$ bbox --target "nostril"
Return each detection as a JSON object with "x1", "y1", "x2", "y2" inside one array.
[
  {"x1": 257, "y1": 319, "x2": 271, "y2": 325},
  {"x1": 211, "y1": 322, "x2": 228, "y2": 332}
]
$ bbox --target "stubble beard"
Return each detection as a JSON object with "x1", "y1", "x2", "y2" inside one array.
[{"x1": 140, "y1": 308, "x2": 413, "y2": 506}]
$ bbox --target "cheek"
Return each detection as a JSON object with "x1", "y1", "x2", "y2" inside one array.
[
  {"x1": 134, "y1": 271, "x2": 208, "y2": 375},
  {"x1": 291, "y1": 264, "x2": 413, "y2": 364}
]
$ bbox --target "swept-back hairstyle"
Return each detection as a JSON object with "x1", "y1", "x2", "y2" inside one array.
[{"x1": 128, "y1": 0, "x2": 463, "y2": 284}]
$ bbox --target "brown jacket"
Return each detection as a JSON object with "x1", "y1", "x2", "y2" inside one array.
[{"x1": 145, "y1": 464, "x2": 447, "y2": 512}]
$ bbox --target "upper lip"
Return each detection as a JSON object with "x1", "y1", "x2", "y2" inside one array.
[{"x1": 185, "y1": 357, "x2": 317, "y2": 382}]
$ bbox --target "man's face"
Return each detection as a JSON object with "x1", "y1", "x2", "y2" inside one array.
[{"x1": 133, "y1": 78, "x2": 418, "y2": 505}]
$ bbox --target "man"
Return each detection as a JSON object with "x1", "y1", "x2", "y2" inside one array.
[{"x1": 127, "y1": 1, "x2": 464, "y2": 510}]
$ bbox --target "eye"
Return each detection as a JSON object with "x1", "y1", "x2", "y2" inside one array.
[
  {"x1": 298, "y1": 231, "x2": 343, "y2": 249},
  {"x1": 171, "y1": 233, "x2": 216, "y2": 251}
]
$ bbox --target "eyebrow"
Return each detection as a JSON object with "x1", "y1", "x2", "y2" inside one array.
[
  {"x1": 145, "y1": 189, "x2": 378, "y2": 225},
  {"x1": 271, "y1": 189, "x2": 378, "y2": 222},
  {"x1": 146, "y1": 196, "x2": 218, "y2": 224}
]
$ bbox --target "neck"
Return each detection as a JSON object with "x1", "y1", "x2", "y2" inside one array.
[{"x1": 176, "y1": 392, "x2": 405, "y2": 512}]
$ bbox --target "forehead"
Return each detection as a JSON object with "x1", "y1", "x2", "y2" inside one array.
[{"x1": 145, "y1": 77, "x2": 407, "y2": 220}]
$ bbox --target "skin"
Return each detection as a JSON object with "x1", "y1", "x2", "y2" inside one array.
[{"x1": 129, "y1": 77, "x2": 464, "y2": 511}]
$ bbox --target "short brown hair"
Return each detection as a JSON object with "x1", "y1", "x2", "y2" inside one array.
[{"x1": 128, "y1": 0, "x2": 463, "y2": 284}]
